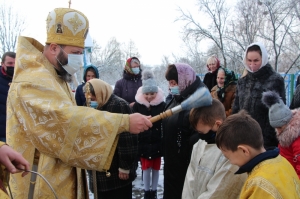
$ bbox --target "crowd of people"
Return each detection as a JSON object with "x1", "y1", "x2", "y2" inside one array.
[{"x1": 0, "y1": 6, "x2": 299, "y2": 199}]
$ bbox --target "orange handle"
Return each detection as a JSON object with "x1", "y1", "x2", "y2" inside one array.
[{"x1": 150, "y1": 109, "x2": 173, "y2": 123}]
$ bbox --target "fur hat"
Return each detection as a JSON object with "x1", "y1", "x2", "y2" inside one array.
[
  {"x1": 142, "y1": 70, "x2": 158, "y2": 94},
  {"x1": 262, "y1": 91, "x2": 292, "y2": 128},
  {"x1": 46, "y1": 8, "x2": 89, "y2": 48}
]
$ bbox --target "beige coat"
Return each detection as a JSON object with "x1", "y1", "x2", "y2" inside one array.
[
  {"x1": 7, "y1": 37, "x2": 129, "y2": 199},
  {"x1": 182, "y1": 140, "x2": 247, "y2": 199}
]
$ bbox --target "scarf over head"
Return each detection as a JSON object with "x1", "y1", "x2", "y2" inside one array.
[
  {"x1": 243, "y1": 42, "x2": 269, "y2": 73},
  {"x1": 88, "y1": 79, "x2": 113, "y2": 108},
  {"x1": 216, "y1": 67, "x2": 237, "y2": 102},
  {"x1": 124, "y1": 57, "x2": 140, "y2": 75},
  {"x1": 174, "y1": 63, "x2": 196, "y2": 92}
]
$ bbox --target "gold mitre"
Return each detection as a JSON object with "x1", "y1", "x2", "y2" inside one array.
[{"x1": 46, "y1": 8, "x2": 89, "y2": 48}]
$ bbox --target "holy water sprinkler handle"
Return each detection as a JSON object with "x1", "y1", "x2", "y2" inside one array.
[
  {"x1": 150, "y1": 106, "x2": 182, "y2": 123},
  {"x1": 149, "y1": 87, "x2": 212, "y2": 123}
]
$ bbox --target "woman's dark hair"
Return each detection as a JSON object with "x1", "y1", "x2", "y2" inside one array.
[
  {"x1": 247, "y1": 45, "x2": 262, "y2": 56},
  {"x1": 165, "y1": 64, "x2": 178, "y2": 83},
  {"x1": 86, "y1": 67, "x2": 96, "y2": 75}
]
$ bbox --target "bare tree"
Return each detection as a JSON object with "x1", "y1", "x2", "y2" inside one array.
[
  {"x1": 177, "y1": 0, "x2": 230, "y2": 67},
  {"x1": 152, "y1": 64, "x2": 169, "y2": 97},
  {"x1": 122, "y1": 39, "x2": 141, "y2": 60},
  {"x1": 181, "y1": 37, "x2": 206, "y2": 74},
  {"x1": 217, "y1": 0, "x2": 265, "y2": 73},
  {"x1": 0, "y1": 3, "x2": 26, "y2": 55},
  {"x1": 90, "y1": 37, "x2": 124, "y2": 85},
  {"x1": 176, "y1": 0, "x2": 300, "y2": 75},
  {"x1": 257, "y1": 0, "x2": 300, "y2": 72}
]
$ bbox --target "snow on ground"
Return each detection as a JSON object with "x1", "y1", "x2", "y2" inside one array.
[{"x1": 89, "y1": 159, "x2": 164, "y2": 199}]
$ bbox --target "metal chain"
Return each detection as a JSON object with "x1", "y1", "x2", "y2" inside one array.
[{"x1": 7, "y1": 168, "x2": 58, "y2": 199}]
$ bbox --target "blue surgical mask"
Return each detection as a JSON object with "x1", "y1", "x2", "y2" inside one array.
[
  {"x1": 170, "y1": 86, "x2": 180, "y2": 95},
  {"x1": 131, "y1": 68, "x2": 140, "y2": 75},
  {"x1": 90, "y1": 101, "x2": 98, "y2": 109},
  {"x1": 56, "y1": 47, "x2": 83, "y2": 75}
]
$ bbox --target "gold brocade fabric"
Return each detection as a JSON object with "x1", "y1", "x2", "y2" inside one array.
[
  {"x1": 239, "y1": 155, "x2": 300, "y2": 199},
  {"x1": 6, "y1": 36, "x2": 129, "y2": 199},
  {"x1": 0, "y1": 142, "x2": 9, "y2": 199}
]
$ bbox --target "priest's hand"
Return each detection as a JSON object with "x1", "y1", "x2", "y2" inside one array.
[
  {"x1": 129, "y1": 113, "x2": 152, "y2": 134},
  {"x1": 0, "y1": 144, "x2": 30, "y2": 177}
]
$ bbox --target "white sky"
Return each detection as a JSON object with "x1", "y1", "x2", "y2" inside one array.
[{"x1": 4, "y1": 0, "x2": 201, "y2": 66}]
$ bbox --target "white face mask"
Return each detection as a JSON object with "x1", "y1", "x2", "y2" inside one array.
[
  {"x1": 62, "y1": 54, "x2": 83, "y2": 75},
  {"x1": 56, "y1": 46, "x2": 84, "y2": 75}
]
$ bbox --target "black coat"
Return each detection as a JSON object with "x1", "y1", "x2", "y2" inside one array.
[
  {"x1": 290, "y1": 84, "x2": 300, "y2": 109},
  {"x1": 162, "y1": 76, "x2": 206, "y2": 199},
  {"x1": 232, "y1": 64, "x2": 286, "y2": 148},
  {"x1": 88, "y1": 94, "x2": 138, "y2": 192},
  {"x1": 75, "y1": 83, "x2": 86, "y2": 106},
  {"x1": 132, "y1": 88, "x2": 165, "y2": 159},
  {"x1": 203, "y1": 70, "x2": 218, "y2": 91},
  {"x1": 113, "y1": 71, "x2": 142, "y2": 104},
  {"x1": 75, "y1": 65, "x2": 100, "y2": 106},
  {"x1": 0, "y1": 67, "x2": 12, "y2": 139}
]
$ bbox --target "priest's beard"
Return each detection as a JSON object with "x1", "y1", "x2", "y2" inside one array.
[{"x1": 56, "y1": 50, "x2": 73, "y2": 83}]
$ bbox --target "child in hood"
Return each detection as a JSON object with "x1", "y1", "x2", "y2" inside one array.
[
  {"x1": 132, "y1": 70, "x2": 165, "y2": 199},
  {"x1": 262, "y1": 90, "x2": 300, "y2": 178}
]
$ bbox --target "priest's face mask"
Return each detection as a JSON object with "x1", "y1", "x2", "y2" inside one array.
[{"x1": 55, "y1": 46, "x2": 72, "y2": 82}]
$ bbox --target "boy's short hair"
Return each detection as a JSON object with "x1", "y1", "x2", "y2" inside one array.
[
  {"x1": 215, "y1": 110, "x2": 264, "y2": 151},
  {"x1": 189, "y1": 98, "x2": 226, "y2": 127}
]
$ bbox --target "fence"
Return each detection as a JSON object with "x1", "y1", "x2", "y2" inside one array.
[{"x1": 197, "y1": 72, "x2": 300, "y2": 106}]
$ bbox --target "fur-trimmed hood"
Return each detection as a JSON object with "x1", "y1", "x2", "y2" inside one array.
[
  {"x1": 278, "y1": 109, "x2": 300, "y2": 147},
  {"x1": 135, "y1": 87, "x2": 164, "y2": 108}
]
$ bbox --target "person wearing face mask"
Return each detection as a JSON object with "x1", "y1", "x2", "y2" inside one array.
[
  {"x1": 182, "y1": 99, "x2": 247, "y2": 199},
  {"x1": 84, "y1": 78, "x2": 138, "y2": 199},
  {"x1": 203, "y1": 55, "x2": 221, "y2": 92},
  {"x1": 114, "y1": 57, "x2": 142, "y2": 107},
  {"x1": 0, "y1": 52, "x2": 16, "y2": 142},
  {"x1": 6, "y1": 8, "x2": 152, "y2": 198},
  {"x1": 232, "y1": 42, "x2": 285, "y2": 149},
  {"x1": 162, "y1": 63, "x2": 209, "y2": 199}
]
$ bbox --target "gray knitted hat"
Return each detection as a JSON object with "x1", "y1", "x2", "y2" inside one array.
[
  {"x1": 262, "y1": 91, "x2": 292, "y2": 128},
  {"x1": 142, "y1": 70, "x2": 158, "y2": 94}
]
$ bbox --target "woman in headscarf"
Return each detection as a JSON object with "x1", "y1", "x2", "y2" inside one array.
[
  {"x1": 84, "y1": 79, "x2": 138, "y2": 199},
  {"x1": 232, "y1": 42, "x2": 286, "y2": 148},
  {"x1": 113, "y1": 57, "x2": 142, "y2": 107},
  {"x1": 211, "y1": 67, "x2": 238, "y2": 117},
  {"x1": 162, "y1": 63, "x2": 210, "y2": 199}
]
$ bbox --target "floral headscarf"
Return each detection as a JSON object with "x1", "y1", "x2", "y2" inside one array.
[
  {"x1": 174, "y1": 63, "x2": 196, "y2": 92},
  {"x1": 124, "y1": 57, "x2": 141, "y2": 75},
  {"x1": 216, "y1": 67, "x2": 238, "y2": 102}
]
